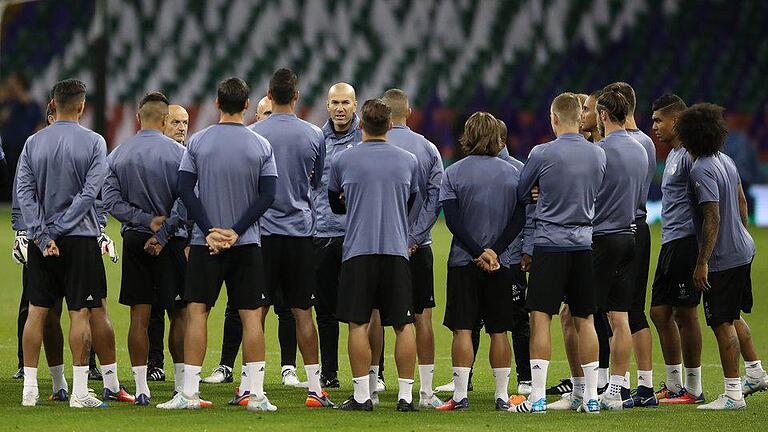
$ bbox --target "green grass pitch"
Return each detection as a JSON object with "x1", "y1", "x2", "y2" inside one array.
[{"x1": 0, "y1": 205, "x2": 766, "y2": 430}]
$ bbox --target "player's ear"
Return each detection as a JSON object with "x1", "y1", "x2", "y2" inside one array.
[
  {"x1": 244, "y1": 98, "x2": 250, "y2": 111},
  {"x1": 136, "y1": 113, "x2": 141, "y2": 125},
  {"x1": 78, "y1": 99, "x2": 85, "y2": 116},
  {"x1": 215, "y1": 97, "x2": 221, "y2": 111},
  {"x1": 267, "y1": 90, "x2": 273, "y2": 101},
  {"x1": 293, "y1": 90, "x2": 300, "y2": 103}
]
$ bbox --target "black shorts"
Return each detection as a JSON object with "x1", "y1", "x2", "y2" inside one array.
[
  {"x1": 593, "y1": 234, "x2": 635, "y2": 312},
  {"x1": 119, "y1": 231, "x2": 186, "y2": 310},
  {"x1": 703, "y1": 262, "x2": 753, "y2": 327},
  {"x1": 336, "y1": 254, "x2": 414, "y2": 327},
  {"x1": 184, "y1": 244, "x2": 269, "y2": 309},
  {"x1": 525, "y1": 248, "x2": 595, "y2": 318},
  {"x1": 26, "y1": 236, "x2": 106, "y2": 310},
  {"x1": 443, "y1": 264, "x2": 514, "y2": 334},
  {"x1": 651, "y1": 236, "x2": 701, "y2": 307},
  {"x1": 628, "y1": 219, "x2": 651, "y2": 313},
  {"x1": 261, "y1": 235, "x2": 316, "y2": 310},
  {"x1": 410, "y1": 245, "x2": 436, "y2": 314}
]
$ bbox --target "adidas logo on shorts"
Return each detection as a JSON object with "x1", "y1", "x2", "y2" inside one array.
[
  {"x1": 175, "y1": 295, "x2": 182, "y2": 301},
  {"x1": 86, "y1": 295, "x2": 94, "y2": 301},
  {"x1": 261, "y1": 294, "x2": 266, "y2": 300}
]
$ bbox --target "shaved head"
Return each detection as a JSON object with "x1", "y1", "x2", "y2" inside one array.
[
  {"x1": 165, "y1": 104, "x2": 189, "y2": 144},
  {"x1": 381, "y1": 88, "x2": 409, "y2": 120},
  {"x1": 255, "y1": 96, "x2": 272, "y2": 121},
  {"x1": 138, "y1": 91, "x2": 169, "y2": 127},
  {"x1": 327, "y1": 82, "x2": 357, "y2": 132}
]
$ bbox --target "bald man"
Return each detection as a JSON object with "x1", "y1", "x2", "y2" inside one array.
[
  {"x1": 255, "y1": 96, "x2": 272, "y2": 122},
  {"x1": 311, "y1": 83, "x2": 362, "y2": 388},
  {"x1": 146, "y1": 104, "x2": 192, "y2": 382}
]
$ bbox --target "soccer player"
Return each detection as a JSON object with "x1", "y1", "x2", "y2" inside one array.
[
  {"x1": 510, "y1": 93, "x2": 606, "y2": 414},
  {"x1": 381, "y1": 89, "x2": 444, "y2": 408},
  {"x1": 676, "y1": 103, "x2": 766, "y2": 409},
  {"x1": 16, "y1": 79, "x2": 126, "y2": 408},
  {"x1": 648, "y1": 94, "x2": 706, "y2": 404},
  {"x1": 435, "y1": 112, "x2": 525, "y2": 411},
  {"x1": 249, "y1": 68, "x2": 332, "y2": 408},
  {"x1": 580, "y1": 90, "x2": 603, "y2": 143},
  {"x1": 255, "y1": 96, "x2": 272, "y2": 121},
  {"x1": 328, "y1": 99, "x2": 419, "y2": 411},
  {"x1": 160, "y1": 77, "x2": 277, "y2": 412},
  {"x1": 603, "y1": 82, "x2": 658, "y2": 404},
  {"x1": 589, "y1": 90, "x2": 648, "y2": 410},
  {"x1": 147, "y1": 103, "x2": 191, "y2": 382},
  {"x1": 102, "y1": 92, "x2": 189, "y2": 406},
  {"x1": 312, "y1": 82, "x2": 362, "y2": 388}
]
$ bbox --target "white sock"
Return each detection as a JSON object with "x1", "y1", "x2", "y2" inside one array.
[
  {"x1": 665, "y1": 363, "x2": 683, "y2": 393},
  {"x1": 368, "y1": 366, "x2": 380, "y2": 397},
  {"x1": 745, "y1": 360, "x2": 765, "y2": 379},
  {"x1": 73, "y1": 365, "x2": 89, "y2": 398},
  {"x1": 529, "y1": 359, "x2": 549, "y2": 402},
  {"x1": 418, "y1": 364, "x2": 434, "y2": 398},
  {"x1": 353, "y1": 375, "x2": 370, "y2": 403},
  {"x1": 49, "y1": 364, "x2": 68, "y2": 393},
  {"x1": 685, "y1": 366, "x2": 702, "y2": 396},
  {"x1": 101, "y1": 362, "x2": 120, "y2": 392},
  {"x1": 23, "y1": 367, "x2": 38, "y2": 395},
  {"x1": 607, "y1": 374, "x2": 623, "y2": 398},
  {"x1": 492, "y1": 368, "x2": 511, "y2": 402},
  {"x1": 398, "y1": 378, "x2": 414, "y2": 403},
  {"x1": 132, "y1": 366, "x2": 150, "y2": 397},
  {"x1": 637, "y1": 370, "x2": 653, "y2": 389},
  {"x1": 597, "y1": 367, "x2": 609, "y2": 388},
  {"x1": 183, "y1": 364, "x2": 201, "y2": 397},
  {"x1": 452, "y1": 367, "x2": 471, "y2": 402},
  {"x1": 305, "y1": 364, "x2": 322, "y2": 395},
  {"x1": 239, "y1": 368, "x2": 248, "y2": 394},
  {"x1": 623, "y1": 372, "x2": 630, "y2": 389},
  {"x1": 249, "y1": 361, "x2": 266, "y2": 400},
  {"x1": 572, "y1": 376, "x2": 585, "y2": 399},
  {"x1": 725, "y1": 377, "x2": 743, "y2": 400},
  {"x1": 582, "y1": 361, "x2": 599, "y2": 401},
  {"x1": 173, "y1": 363, "x2": 184, "y2": 394}
]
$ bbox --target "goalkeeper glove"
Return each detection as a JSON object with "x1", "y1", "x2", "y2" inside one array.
[
  {"x1": 98, "y1": 230, "x2": 119, "y2": 263},
  {"x1": 12, "y1": 230, "x2": 28, "y2": 265}
]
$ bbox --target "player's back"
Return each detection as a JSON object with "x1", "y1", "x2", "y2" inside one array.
[
  {"x1": 181, "y1": 123, "x2": 277, "y2": 246},
  {"x1": 593, "y1": 130, "x2": 648, "y2": 235},
  {"x1": 250, "y1": 113, "x2": 324, "y2": 236},
  {"x1": 19, "y1": 120, "x2": 106, "y2": 233},
  {"x1": 524, "y1": 132, "x2": 606, "y2": 248},
  {"x1": 689, "y1": 152, "x2": 755, "y2": 271},
  {"x1": 329, "y1": 141, "x2": 418, "y2": 260},
  {"x1": 628, "y1": 129, "x2": 657, "y2": 218},
  {"x1": 106, "y1": 129, "x2": 184, "y2": 221},
  {"x1": 441, "y1": 155, "x2": 519, "y2": 266},
  {"x1": 387, "y1": 125, "x2": 441, "y2": 225}
]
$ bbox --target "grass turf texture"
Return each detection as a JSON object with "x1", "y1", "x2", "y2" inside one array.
[{"x1": 0, "y1": 205, "x2": 766, "y2": 430}]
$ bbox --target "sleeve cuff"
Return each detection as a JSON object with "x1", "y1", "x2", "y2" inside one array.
[
  {"x1": 155, "y1": 224, "x2": 170, "y2": 247},
  {"x1": 138, "y1": 213, "x2": 154, "y2": 229}
]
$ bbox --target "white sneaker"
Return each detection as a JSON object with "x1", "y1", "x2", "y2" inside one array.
[
  {"x1": 376, "y1": 378, "x2": 386, "y2": 393},
  {"x1": 201, "y1": 365, "x2": 233, "y2": 384},
  {"x1": 156, "y1": 392, "x2": 199, "y2": 410},
  {"x1": 698, "y1": 394, "x2": 746, "y2": 410},
  {"x1": 743, "y1": 373, "x2": 768, "y2": 396},
  {"x1": 435, "y1": 381, "x2": 455, "y2": 393},
  {"x1": 517, "y1": 381, "x2": 532, "y2": 396},
  {"x1": 70, "y1": 392, "x2": 107, "y2": 408},
  {"x1": 418, "y1": 392, "x2": 443, "y2": 409},
  {"x1": 281, "y1": 367, "x2": 301, "y2": 387},
  {"x1": 247, "y1": 395, "x2": 277, "y2": 412},
  {"x1": 371, "y1": 391, "x2": 380, "y2": 407},
  {"x1": 22, "y1": 391, "x2": 39, "y2": 407},
  {"x1": 549, "y1": 392, "x2": 582, "y2": 411},
  {"x1": 599, "y1": 393, "x2": 624, "y2": 411}
]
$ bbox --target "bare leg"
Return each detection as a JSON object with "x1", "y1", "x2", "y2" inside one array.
[
  {"x1": 452, "y1": 330, "x2": 474, "y2": 367},
  {"x1": 651, "y1": 305, "x2": 682, "y2": 365},
  {"x1": 393, "y1": 323, "x2": 416, "y2": 380},
  {"x1": 292, "y1": 307, "x2": 319, "y2": 365},
  {"x1": 632, "y1": 328, "x2": 654, "y2": 372},
  {"x1": 712, "y1": 322, "x2": 740, "y2": 378},
  {"x1": 69, "y1": 309, "x2": 92, "y2": 366},
  {"x1": 43, "y1": 301, "x2": 64, "y2": 367},
  {"x1": 368, "y1": 310, "x2": 384, "y2": 371},
  {"x1": 239, "y1": 307, "x2": 268, "y2": 363},
  {"x1": 348, "y1": 322, "x2": 371, "y2": 377},
  {"x1": 22, "y1": 305, "x2": 49, "y2": 368},
  {"x1": 168, "y1": 307, "x2": 186, "y2": 363},
  {"x1": 607, "y1": 311, "x2": 631, "y2": 377},
  {"x1": 561, "y1": 305, "x2": 583, "y2": 377},
  {"x1": 489, "y1": 332, "x2": 512, "y2": 369},
  {"x1": 734, "y1": 316, "x2": 760, "y2": 362},
  {"x1": 573, "y1": 315, "x2": 598, "y2": 364},
  {"x1": 675, "y1": 307, "x2": 702, "y2": 368},
  {"x1": 89, "y1": 301, "x2": 117, "y2": 365},
  {"x1": 415, "y1": 309, "x2": 435, "y2": 365},
  {"x1": 183, "y1": 302, "x2": 210, "y2": 367},
  {"x1": 128, "y1": 304, "x2": 151, "y2": 366}
]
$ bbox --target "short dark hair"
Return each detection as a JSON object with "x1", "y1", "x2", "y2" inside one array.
[
  {"x1": 138, "y1": 91, "x2": 169, "y2": 109},
  {"x1": 652, "y1": 93, "x2": 687, "y2": 113},
  {"x1": 360, "y1": 99, "x2": 391, "y2": 136},
  {"x1": 269, "y1": 68, "x2": 298, "y2": 105},
  {"x1": 675, "y1": 103, "x2": 728, "y2": 158},
  {"x1": 52, "y1": 79, "x2": 87, "y2": 113},
  {"x1": 381, "y1": 88, "x2": 409, "y2": 119},
  {"x1": 596, "y1": 90, "x2": 629, "y2": 124},
  {"x1": 460, "y1": 112, "x2": 502, "y2": 156},
  {"x1": 603, "y1": 82, "x2": 636, "y2": 113},
  {"x1": 217, "y1": 77, "x2": 250, "y2": 114}
]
